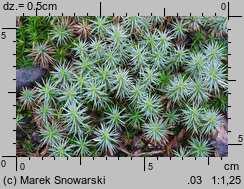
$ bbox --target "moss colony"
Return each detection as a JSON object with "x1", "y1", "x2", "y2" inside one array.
[{"x1": 16, "y1": 16, "x2": 228, "y2": 157}]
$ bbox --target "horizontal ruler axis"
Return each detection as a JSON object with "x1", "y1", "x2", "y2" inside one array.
[{"x1": 1, "y1": 1, "x2": 242, "y2": 18}]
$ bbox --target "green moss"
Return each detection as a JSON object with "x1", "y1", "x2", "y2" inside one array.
[{"x1": 16, "y1": 16, "x2": 228, "y2": 157}]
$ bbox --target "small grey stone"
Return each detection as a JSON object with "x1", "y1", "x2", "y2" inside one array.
[
  {"x1": 211, "y1": 141, "x2": 228, "y2": 157},
  {"x1": 16, "y1": 67, "x2": 48, "y2": 95},
  {"x1": 17, "y1": 116, "x2": 32, "y2": 127}
]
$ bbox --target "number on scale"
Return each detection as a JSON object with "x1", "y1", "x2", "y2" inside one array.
[
  {"x1": 238, "y1": 135, "x2": 243, "y2": 143},
  {"x1": 20, "y1": 162, "x2": 25, "y2": 171},
  {"x1": 1, "y1": 160, "x2": 6, "y2": 167},
  {"x1": 221, "y1": 3, "x2": 226, "y2": 10},
  {"x1": 1, "y1": 31, "x2": 6, "y2": 39},
  {"x1": 148, "y1": 163, "x2": 153, "y2": 171}
]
